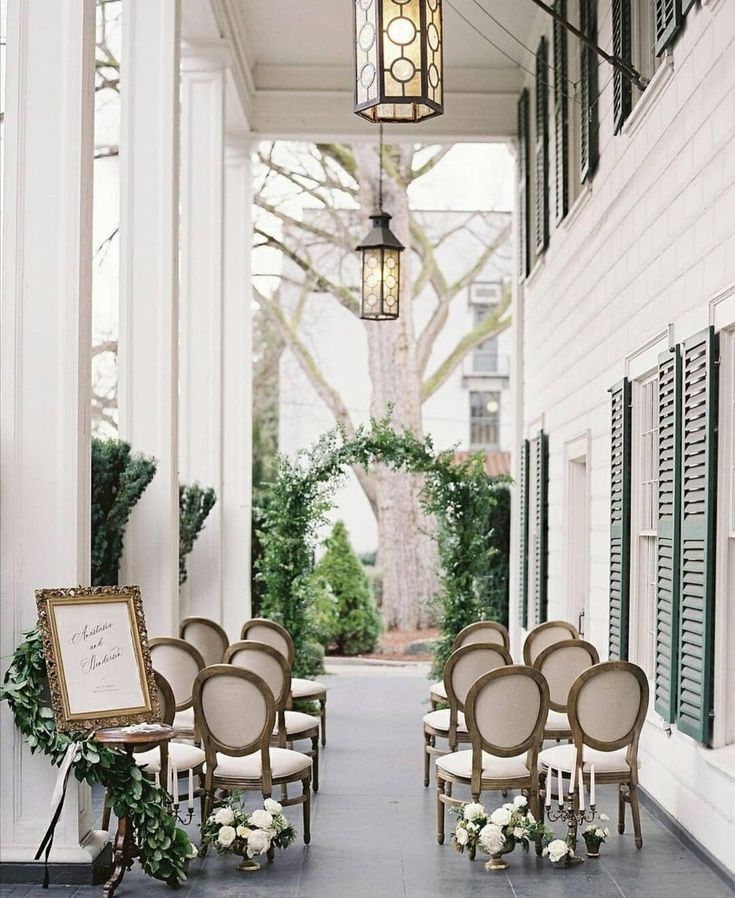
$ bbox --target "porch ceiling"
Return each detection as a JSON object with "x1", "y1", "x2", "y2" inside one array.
[{"x1": 209, "y1": 0, "x2": 538, "y2": 142}]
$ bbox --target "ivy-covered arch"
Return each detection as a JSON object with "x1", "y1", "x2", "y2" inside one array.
[{"x1": 256, "y1": 418, "x2": 510, "y2": 678}]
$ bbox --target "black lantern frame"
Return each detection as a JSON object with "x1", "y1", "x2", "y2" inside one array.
[
  {"x1": 353, "y1": 0, "x2": 444, "y2": 124},
  {"x1": 356, "y1": 211, "x2": 404, "y2": 320}
]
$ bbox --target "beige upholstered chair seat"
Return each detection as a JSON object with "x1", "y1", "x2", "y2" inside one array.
[
  {"x1": 430, "y1": 681, "x2": 447, "y2": 700},
  {"x1": 539, "y1": 743, "x2": 638, "y2": 775},
  {"x1": 422, "y1": 708, "x2": 467, "y2": 732},
  {"x1": 436, "y1": 749, "x2": 530, "y2": 781},
  {"x1": 545, "y1": 709, "x2": 570, "y2": 730},
  {"x1": 135, "y1": 741, "x2": 205, "y2": 774},
  {"x1": 290, "y1": 677, "x2": 326, "y2": 699},
  {"x1": 206, "y1": 746, "x2": 311, "y2": 781},
  {"x1": 173, "y1": 707, "x2": 195, "y2": 731},
  {"x1": 274, "y1": 710, "x2": 319, "y2": 736}
]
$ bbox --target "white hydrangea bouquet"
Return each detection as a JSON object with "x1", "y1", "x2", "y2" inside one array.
[
  {"x1": 200, "y1": 794, "x2": 295, "y2": 872},
  {"x1": 581, "y1": 813, "x2": 610, "y2": 856},
  {"x1": 452, "y1": 797, "x2": 553, "y2": 871}
]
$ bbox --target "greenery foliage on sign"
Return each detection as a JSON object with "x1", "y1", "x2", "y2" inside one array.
[
  {"x1": 255, "y1": 417, "x2": 509, "y2": 678},
  {"x1": 92, "y1": 437, "x2": 157, "y2": 586},
  {"x1": 313, "y1": 521, "x2": 382, "y2": 656},
  {"x1": 179, "y1": 483, "x2": 217, "y2": 586},
  {"x1": 0, "y1": 629, "x2": 193, "y2": 885}
]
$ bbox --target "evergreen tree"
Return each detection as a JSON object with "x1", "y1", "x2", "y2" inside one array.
[
  {"x1": 314, "y1": 521, "x2": 382, "y2": 656},
  {"x1": 91, "y1": 437, "x2": 157, "y2": 586},
  {"x1": 179, "y1": 483, "x2": 216, "y2": 585}
]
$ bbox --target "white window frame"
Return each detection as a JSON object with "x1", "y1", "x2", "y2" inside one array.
[
  {"x1": 563, "y1": 432, "x2": 591, "y2": 636},
  {"x1": 629, "y1": 371, "x2": 659, "y2": 684}
]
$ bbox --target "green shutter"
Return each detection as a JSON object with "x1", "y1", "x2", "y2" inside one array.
[
  {"x1": 609, "y1": 379, "x2": 632, "y2": 660},
  {"x1": 519, "y1": 439, "x2": 530, "y2": 628},
  {"x1": 612, "y1": 0, "x2": 632, "y2": 134},
  {"x1": 655, "y1": 0, "x2": 681, "y2": 55},
  {"x1": 655, "y1": 348, "x2": 682, "y2": 722},
  {"x1": 677, "y1": 327, "x2": 718, "y2": 744},
  {"x1": 535, "y1": 37, "x2": 550, "y2": 254},
  {"x1": 518, "y1": 90, "x2": 531, "y2": 280},
  {"x1": 535, "y1": 430, "x2": 549, "y2": 625},
  {"x1": 553, "y1": 0, "x2": 569, "y2": 223},
  {"x1": 580, "y1": 0, "x2": 599, "y2": 183}
]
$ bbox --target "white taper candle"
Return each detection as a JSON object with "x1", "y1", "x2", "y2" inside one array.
[
  {"x1": 188, "y1": 768, "x2": 194, "y2": 810},
  {"x1": 579, "y1": 769, "x2": 585, "y2": 811},
  {"x1": 569, "y1": 762, "x2": 576, "y2": 797},
  {"x1": 545, "y1": 768, "x2": 552, "y2": 807},
  {"x1": 558, "y1": 767, "x2": 564, "y2": 805}
]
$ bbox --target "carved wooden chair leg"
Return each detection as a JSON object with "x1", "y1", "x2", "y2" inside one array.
[
  {"x1": 320, "y1": 698, "x2": 327, "y2": 747},
  {"x1": 629, "y1": 783, "x2": 643, "y2": 848},
  {"x1": 423, "y1": 732, "x2": 432, "y2": 787},
  {"x1": 618, "y1": 784, "x2": 626, "y2": 834},
  {"x1": 436, "y1": 777, "x2": 446, "y2": 844},
  {"x1": 311, "y1": 733, "x2": 319, "y2": 793},
  {"x1": 302, "y1": 776, "x2": 311, "y2": 845}
]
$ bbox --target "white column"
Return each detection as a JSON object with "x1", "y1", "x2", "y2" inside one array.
[
  {"x1": 178, "y1": 43, "x2": 227, "y2": 623},
  {"x1": 0, "y1": 0, "x2": 106, "y2": 871},
  {"x1": 222, "y1": 134, "x2": 254, "y2": 638},
  {"x1": 118, "y1": 0, "x2": 181, "y2": 639}
]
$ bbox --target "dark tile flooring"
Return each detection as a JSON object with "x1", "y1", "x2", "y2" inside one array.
[{"x1": 2, "y1": 663, "x2": 733, "y2": 898}]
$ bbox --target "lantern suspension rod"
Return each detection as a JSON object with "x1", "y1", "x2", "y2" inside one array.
[
  {"x1": 525, "y1": 0, "x2": 649, "y2": 92},
  {"x1": 378, "y1": 124, "x2": 384, "y2": 211}
]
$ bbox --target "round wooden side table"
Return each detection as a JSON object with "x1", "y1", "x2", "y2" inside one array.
[{"x1": 95, "y1": 724, "x2": 174, "y2": 898}]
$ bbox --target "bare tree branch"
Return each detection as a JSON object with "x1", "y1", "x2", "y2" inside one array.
[
  {"x1": 421, "y1": 288, "x2": 512, "y2": 402},
  {"x1": 408, "y1": 145, "x2": 453, "y2": 182}
]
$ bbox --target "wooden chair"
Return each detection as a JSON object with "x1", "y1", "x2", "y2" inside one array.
[
  {"x1": 194, "y1": 665, "x2": 312, "y2": 845},
  {"x1": 435, "y1": 665, "x2": 549, "y2": 845},
  {"x1": 522, "y1": 620, "x2": 579, "y2": 666},
  {"x1": 538, "y1": 661, "x2": 649, "y2": 848},
  {"x1": 225, "y1": 640, "x2": 320, "y2": 792},
  {"x1": 241, "y1": 618, "x2": 328, "y2": 747},
  {"x1": 423, "y1": 643, "x2": 512, "y2": 787},
  {"x1": 533, "y1": 639, "x2": 599, "y2": 741},
  {"x1": 149, "y1": 637, "x2": 205, "y2": 741},
  {"x1": 429, "y1": 621, "x2": 510, "y2": 709},
  {"x1": 180, "y1": 616, "x2": 229, "y2": 666}
]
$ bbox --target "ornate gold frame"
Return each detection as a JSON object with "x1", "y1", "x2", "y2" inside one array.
[{"x1": 36, "y1": 585, "x2": 159, "y2": 732}]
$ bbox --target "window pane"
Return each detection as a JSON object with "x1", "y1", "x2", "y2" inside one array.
[{"x1": 470, "y1": 390, "x2": 500, "y2": 448}]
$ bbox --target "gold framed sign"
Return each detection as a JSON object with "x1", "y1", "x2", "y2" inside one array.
[{"x1": 36, "y1": 586, "x2": 159, "y2": 732}]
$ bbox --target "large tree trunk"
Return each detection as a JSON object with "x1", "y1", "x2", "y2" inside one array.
[{"x1": 355, "y1": 144, "x2": 439, "y2": 630}]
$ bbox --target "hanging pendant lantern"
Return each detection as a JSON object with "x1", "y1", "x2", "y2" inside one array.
[
  {"x1": 357, "y1": 126, "x2": 404, "y2": 320},
  {"x1": 353, "y1": 0, "x2": 444, "y2": 123},
  {"x1": 357, "y1": 210, "x2": 404, "y2": 320}
]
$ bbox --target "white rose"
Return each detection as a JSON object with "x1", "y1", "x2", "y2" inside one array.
[
  {"x1": 263, "y1": 798, "x2": 283, "y2": 815},
  {"x1": 217, "y1": 825, "x2": 236, "y2": 848},
  {"x1": 246, "y1": 829, "x2": 271, "y2": 858},
  {"x1": 463, "y1": 802, "x2": 485, "y2": 821},
  {"x1": 513, "y1": 795, "x2": 527, "y2": 808},
  {"x1": 513, "y1": 827, "x2": 525, "y2": 839},
  {"x1": 490, "y1": 806, "x2": 512, "y2": 827},
  {"x1": 547, "y1": 839, "x2": 569, "y2": 863},
  {"x1": 214, "y1": 807, "x2": 235, "y2": 826},
  {"x1": 249, "y1": 809, "x2": 274, "y2": 830},
  {"x1": 595, "y1": 828, "x2": 606, "y2": 839},
  {"x1": 599, "y1": 813, "x2": 610, "y2": 822},
  {"x1": 455, "y1": 827, "x2": 469, "y2": 846},
  {"x1": 466, "y1": 822, "x2": 478, "y2": 832},
  {"x1": 478, "y1": 823, "x2": 506, "y2": 855},
  {"x1": 236, "y1": 825, "x2": 251, "y2": 839}
]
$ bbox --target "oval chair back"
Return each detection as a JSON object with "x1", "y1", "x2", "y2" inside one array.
[
  {"x1": 193, "y1": 665, "x2": 276, "y2": 792},
  {"x1": 180, "y1": 617, "x2": 229, "y2": 666},
  {"x1": 533, "y1": 639, "x2": 600, "y2": 712},
  {"x1": 240, "y1": 618, "x2": 295, "y2": 667},
  {"x1": 224, "y1": 640, "x2": 291, "y2": 710},
  {"x1": 465, "y1": 665, "x2": 549, "y2": 797},
  {"x1": 568, "y1": 661, "x2": 649, "y2": 765},
  {"x1": 152, "y1": 670, "x2": 176, "y2": 725},
  {"x1": 450, "y1": 621, "x2": 510, "y2": 653},
  {"x1": 522, "y1": 620, "x2": 579, "y2": 665},
  {"x1": 149, "y1": 637, "x2": 205, "y2": 712},
  {"x1": 444, "y1": 643, "x2": 513, "y2": 748}
]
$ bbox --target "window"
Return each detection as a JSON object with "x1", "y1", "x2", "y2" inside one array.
[
  {"x1": 472, "y1": 305, "x2": 499, "y2": 373},
  {"x1": 553, "y1": 0, "x2": 570, "y2": 222},
  {"x1": 579, "y1": 0, "x2": 599, "y2": 182},
  {"x1": 470, "y1": 391, "x2": 500, "y2": 449},
  {"x1": 633, "y1": 374, "x2": 659, "y2": 680}
]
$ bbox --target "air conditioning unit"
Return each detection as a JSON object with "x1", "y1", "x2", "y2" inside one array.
[{"x1": 469, "y1": 281, "x2": 502, "y2": 306}]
